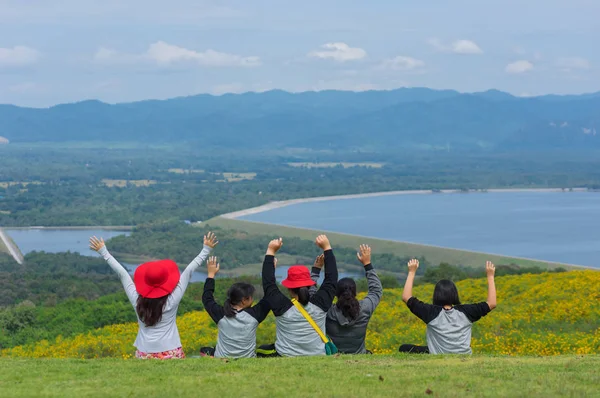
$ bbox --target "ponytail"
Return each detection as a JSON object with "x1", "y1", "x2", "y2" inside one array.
[
  {"x1": 291, "y1": 287, "x2": 310, "y2": 305},
  {"x1": 336, "y1": 278, "x2": 360, "y2": 321},
  {"x1": 224, "y1": 283, "x2": 255, "y2": 318},
  {"x1": 223, "y1": 299, "x2": 236, "y2": 318}
]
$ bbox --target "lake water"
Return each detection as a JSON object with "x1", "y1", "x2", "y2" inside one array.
[
  {"x1": 240, "y1": 191, "x2": 600, "y2": 268},
  {"x1": 5, "y1": 229, "x2": 130, "y2": 255},
  {"x1": 5, "y1": 228, "x2": 358, "y2": 282}
]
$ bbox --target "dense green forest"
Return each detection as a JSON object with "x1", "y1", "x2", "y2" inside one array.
[
  {"x1": 106, "y1": 222, "x2": 429, "y2": 274},
  {"x1": 1, "y1": 146, "x2": 599, "y2": 227},
  {"x1": 0, "y1": 252, "x2": 123, "y2": 307},
  {"x1": 0, "y1": 276, "x2": 249, "y2": 349}
]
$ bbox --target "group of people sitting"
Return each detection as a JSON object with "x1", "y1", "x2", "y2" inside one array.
[{"x1": 89, "y1": 231, "x2": 497, "y2": 360}]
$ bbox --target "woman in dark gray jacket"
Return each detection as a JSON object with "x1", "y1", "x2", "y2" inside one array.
[{"x1": 311, "y1": 244, "x2": 383, "y2": 354}]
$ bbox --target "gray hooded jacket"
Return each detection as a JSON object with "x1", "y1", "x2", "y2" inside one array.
[{"x1": 311, "y1": 264, "x2": 383, "y2": 354}]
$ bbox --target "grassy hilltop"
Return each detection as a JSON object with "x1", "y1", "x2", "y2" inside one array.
[{"x1": 0, "y1": 355, "x2": 599, "y2": 398}]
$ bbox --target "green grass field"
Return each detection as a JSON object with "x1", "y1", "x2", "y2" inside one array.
[
  {"x1": 0, "y1": 355, "x2": 598, "y2": 397},
  {"x1": 206, "y1": 217, "x2": 580, "y2": 271}
]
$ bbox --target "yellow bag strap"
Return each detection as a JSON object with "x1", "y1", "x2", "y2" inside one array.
[{"x1": 291, "y1": 298, "x2": 328, "y2": 344}]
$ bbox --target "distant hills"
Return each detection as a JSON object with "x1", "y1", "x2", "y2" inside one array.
[{"x1": 1, "y1": 88, "x2": 599, "y2": 151}]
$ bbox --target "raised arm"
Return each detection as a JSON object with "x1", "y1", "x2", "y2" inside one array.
[
  {"x1": 486, "y1": 261, "x2": 497, "y2": 310},
  {"x1": 402, "y1": 259, "x2": 419, "y2": 303},
  {"x1": 90, "y1": 236, "x2": 138, "y2": 306},
  {"x1": 262, "y1": 238, "x2": 292, "y2": 316},
  {"x1": 309, "y1": 254, "x2": 324, "y2": 298},
  {"x1": 311, "y1": 235, "x2": 338, "y2": 312},
  {"x1": 170, "y1": 232, "x2": 217, "y2": 303},
  {"x1": 202, "y1": 256, "x2": 225, "y2": 324},
  {"x1": 357, "y1": 245, "x2": 383, "y2": 312}
]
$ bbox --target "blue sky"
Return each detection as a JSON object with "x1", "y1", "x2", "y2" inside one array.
[{"x1": 0, "y1": 0, "x2": 598, "y2": 107}]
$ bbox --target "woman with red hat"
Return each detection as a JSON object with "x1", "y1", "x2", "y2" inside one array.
[
  {"x1": 89, "y1": 231, "x2": 218, "y2": 359},
  {"x1": 257, "y1": 235, "x2": 338, "y2": 357}
]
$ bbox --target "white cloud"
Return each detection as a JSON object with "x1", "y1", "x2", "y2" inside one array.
[
  {"x1": 147, "y1": 41, "x2": 260, "y2": 67},
  {"x1": 308, "y1": 42, "x2": 367, "y2": 62},
  {"x1": 451, "y1": 40, "x2": 483, "y2": 55},
  {"x1": 380, "y1": 56, "x2": 425, "y2": 71},
  {"x1": 505, "y1": 60, "x2": 534, "y2": 74},
  {"x1": 93, "y1": 41, "x2": 261, "y2": 68},
  {"x1": 556, "y1": 57, "x2": 591, "y2": 72},
  {"x1": 94, "y1": 47, "x2": 119, "y2": 62},
  {"x1": 427, "y1": 38, "x2": 482, "y2": 55},
  {"x1": 0, "y1": 46, "x2": 41, "y2": 68}
]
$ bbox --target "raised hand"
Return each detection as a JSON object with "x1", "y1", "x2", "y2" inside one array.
[
  {"x1": 207, "y1": 256, "x2": 220, "y2": 278},
  {"x1": 315, "y1": 235, "x2": 332, "y2": 251},
  {"x1": 267, "y1": 238, "x2": 283, "y2": 256},
  {"x1": 204, "y1": 232, "x2": 219, "y2": 248},
  {"x1": 313, "y1": 254, "x2": 324, "y2": 269},
  {"x1": 89, "y1": 236, "x2": 105, "y2": 252},
  {"x1": 486, "y1": 261, "x2": 496, "y2": 277},
  {"x1": 407, "y1": 259, "x2": 419, "y2": 273},
  {"x1": 356, "y1": 244, "x2": 371, "y2": 266}
]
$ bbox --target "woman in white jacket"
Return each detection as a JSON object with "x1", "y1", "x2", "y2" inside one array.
[{"x1": 89, "y1": 232, "x2": 218, "y2": 359}]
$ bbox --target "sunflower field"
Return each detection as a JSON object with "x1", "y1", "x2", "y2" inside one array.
[{"x1": 3, "y1": 270, "x2": 599, "y2": 358}]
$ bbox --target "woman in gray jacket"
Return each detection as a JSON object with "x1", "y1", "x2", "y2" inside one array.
[{"x1": 311, "y1": 244, "x2": 383, "y2": 354}]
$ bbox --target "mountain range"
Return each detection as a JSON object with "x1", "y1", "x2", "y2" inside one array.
[{"x1": 1, "y1": 88, "x2": 599, "y2": 151}]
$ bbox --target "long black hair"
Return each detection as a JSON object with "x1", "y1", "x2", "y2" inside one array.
[
  {"x1": 335, "y1": 277, "x2": 360, "y2": 321},
  {"x1": 224, "y1": 283, "x2": 255, "y2": 317},
  {"x1": 433, "y1": 279, "x2": 461, "y2": 306},
  {"x1": 136, "y1": 295, "x2": 169, "y2": 327},
  {"x1": 290, "y1": 287, "x2": 310, "y2": 305}
]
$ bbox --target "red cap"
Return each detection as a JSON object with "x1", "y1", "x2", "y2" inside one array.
[
  {"x1": 281, "y1": 265, "x2": 317, "y2": 289},
  {"x1": 134, "y1": 259, "x2": 181, "y2": 298}
]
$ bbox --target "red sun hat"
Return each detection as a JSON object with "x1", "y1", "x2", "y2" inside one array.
[
  {"x1": 134, "y1": 259, "x2": 181, "y2": 298},
  {"x1": 281, "y1": 265, "x2": 317, "y2": 289}
]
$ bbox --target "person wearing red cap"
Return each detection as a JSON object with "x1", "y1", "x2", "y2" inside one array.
[
  {"x1": 89, "y1": 231, "x2": 218, "y2": 359},
  {"x1": 257, "y1": 235, "x2": 338, "y2": 357}
]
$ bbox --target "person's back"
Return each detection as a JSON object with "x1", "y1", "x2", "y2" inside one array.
[
  {"x1": 90, "y1": 232, "x2": 218, "y2": 359},
  {"x1": 326, "y1": 300, "x2": 371, "y2": 354},
  {"x1": 134, "y1": 297, "x2": 181, "y2": 353},
  {"x1": 213, "y1": 311, "x2": 264, "y2": 358},
  {"x1": 259, "y1": 235, "x2": 338, "y2": 357},
  {"x1": 400, "y1": 259, "x2": 497, "y2": 355},
  {"x1": 202, "y1": 259, "x2": 271, "y2": 359},
  {"x1": 406, "y1": 300, "x2": 490, "y2": 354},
  {"x1": 275, "y1": 302, "x2": 327, "y2": 356},
  {"x1": 322, "y1": 244, "x2": 383, "y2": 354}
]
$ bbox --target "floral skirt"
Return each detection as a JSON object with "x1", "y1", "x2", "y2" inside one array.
[{"x1": 135, "y1": 347, "x2": 185, "y2": 360}]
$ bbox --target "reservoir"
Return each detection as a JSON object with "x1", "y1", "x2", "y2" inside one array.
[{"x1": 240, "y1": 191, "x2": 600, "y2": 268}]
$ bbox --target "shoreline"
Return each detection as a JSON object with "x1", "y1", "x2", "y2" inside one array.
[
  {"x1": 221, "y1": 187, "x2": 591, "y2": 219},
  {"x1": 211, "y1": 217, "x2": 597, "y2": 270}
]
